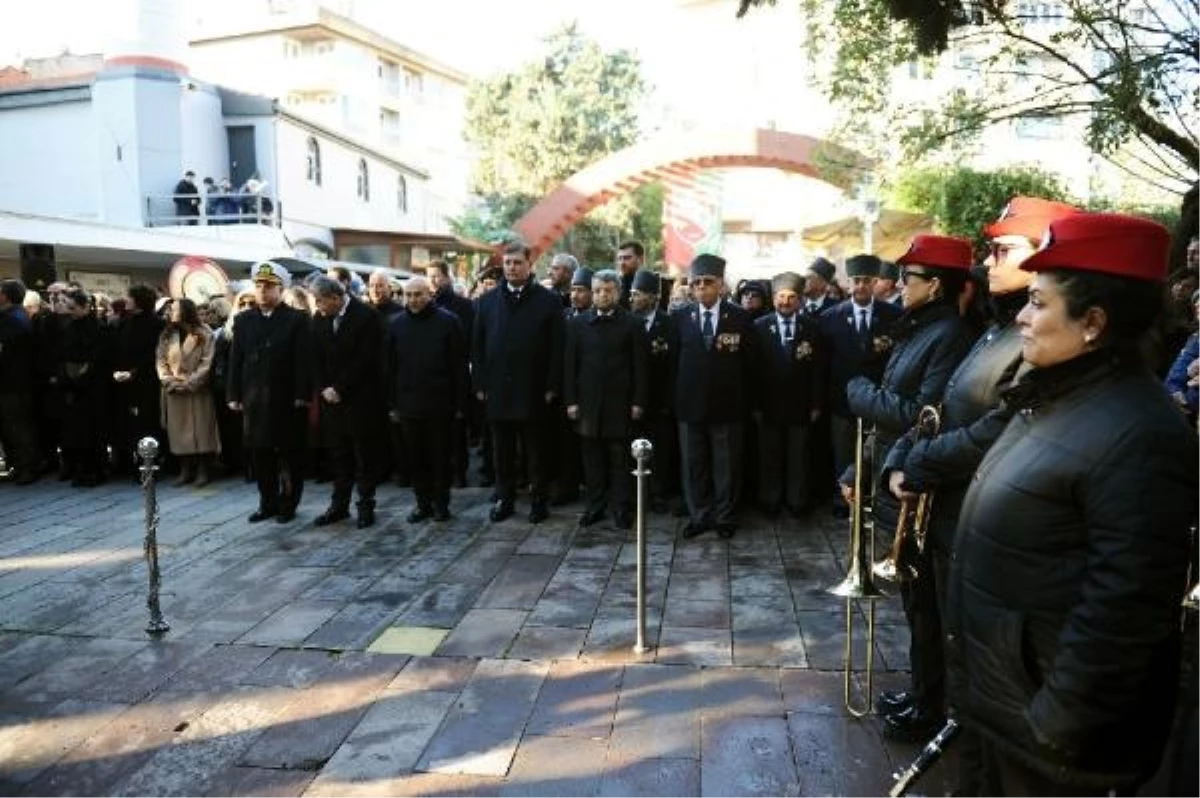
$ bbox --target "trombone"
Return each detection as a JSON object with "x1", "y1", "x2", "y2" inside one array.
[
  {"x1": 827, "y1": 417, "x2": 886, "y2": 717},
  {"x1": 875, "y1": 405, "x2": 942, "y2": 583}
]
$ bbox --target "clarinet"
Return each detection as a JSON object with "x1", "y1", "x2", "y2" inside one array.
[{"x1": 888, "y1": 719, "x2": 961, "y2": 797}]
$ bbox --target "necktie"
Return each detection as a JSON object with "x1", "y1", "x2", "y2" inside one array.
[
  {"x1": 858, "y1": 308, "x2": 868, "y2": 335},
  {"x1": 702, "y1": 310, "x2": 714, "y2": 349},
  {"x1": 782, "y1": 316, "x2": 793, "y2": 345},
  {"x1": 333, "y1": 314, "x2": 341, "y2": 334},
  {"x1": 808, "y1": 301, "x2": 819, "y2": 314}
]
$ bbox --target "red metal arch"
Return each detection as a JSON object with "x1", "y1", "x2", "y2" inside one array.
[{"x1": 514, "y1": 127, "x2": 871, "y2": 256}]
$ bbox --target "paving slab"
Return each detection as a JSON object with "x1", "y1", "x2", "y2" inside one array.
[
  {"x1": 435, "y1": 608, "x2": 526, "y2": 658},
  {"x1": 507, "y1": 625, "x2": 588, "y2": 661},
  {"x1": 525, "y1": 661, "x2": 622, "y2": 738},
  {"x1": 598, "y1": 755, "x2": 700, "y2": 797},
  {"x1": 386, "y1": 655, "x2": 479, "y2": 694},
  {"x1": 498, "y1": 734, "x2": 609, "y2": 797},
  {"x1": 367, "y1": 626, "x2": 448, "y2": 656},
  {"x1": 701, "y1": 715, "x2": 801, "y2": 797}
]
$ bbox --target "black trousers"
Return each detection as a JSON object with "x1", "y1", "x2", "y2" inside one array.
[
  {"x1": 678, "y1": 421, "x2": 743, "y2": 527},
  {"x1": 899, "y1": 542, "x2": 945, "y2": 715},
  {"x1": 491, "y1": 419, "x2": 548, "y2": 503},
  {"x1": 977, "y1": 736, "x2": 1138, "y2": 796},
  {"x1": 757, "y1": 418, "x2": 810, "y2": 513},
  {"x1": 252, "y1": 445, "x2": 305, "y2": 513},
  {"x1": 830, "y1": 412, "x2": 857, "y2": 510},
  {"x1": 0, "y1": 392, "x2": 38, "y2": 477},
  {"x1": 401, "y1": 416, "x2": 452, "y2": 509},
  {"x1": 551, "y1": 408, "x2": 582, "y2": 501},
  {"x1": 581, "y1": 436, "x2": 632, "y2": 516},
  {"x1": 638, "y1": 414, "x2": 680, "y2": 504},
  {"x1": 327, "y1": 429, "x2": 380, "y2": 510}
]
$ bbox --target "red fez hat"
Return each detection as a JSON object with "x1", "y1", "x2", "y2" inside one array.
[
  {"x1": 984, "y1": 196, "x2": 1082, "y2": 241},
  {"x1": 896, "y1": 235, "x2": 973, "y2": 271},
  {"x1": 1019, "y1": 212, "x2": 1170, "y2": 281}
]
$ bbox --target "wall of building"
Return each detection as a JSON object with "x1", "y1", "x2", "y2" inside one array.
[{"x1": 0, "y1": 97, "x2": 98, "y2": 220}]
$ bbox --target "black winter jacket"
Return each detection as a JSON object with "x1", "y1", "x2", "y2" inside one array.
[
  {"x1": 471, "y1": 281, "x2": 564, "y2": 422},
  {"x1": 945, "y1": 347, "x2": 1198, "y2": 788},
  {"x1": 845, "y1": 301, "x2": 976, "y2": 532}
]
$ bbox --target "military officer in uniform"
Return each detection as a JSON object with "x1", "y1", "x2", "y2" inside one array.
[
  {"x1": 672, "y1": 253, "x2": 757, "y2": 539},
  {"x1": 227, "y1": 261, "x2": 314, "y2": 523},
  {"x1": 629, "y1": 269, "x2": 681, "y2": 514}
]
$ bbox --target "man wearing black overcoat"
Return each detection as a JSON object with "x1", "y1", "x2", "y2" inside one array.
[
  {"x1": 752, "y1": 271, "x2": 824, "y2": 518},
  {"x1": 386, "y1": 276, "x2": 468, "y2": 523},
  {"x1": 629, "y1": 269, "x2": 681, "y2": 513},
  {"x1": 672, "y1": 253, "x2": 757, "y2": 539},
  {"x1": 227, "y1": 261, "x2": 313, "y2": 523},
  {"x1": 310, "y1": 275, "x2": 384, "y2": 529},
  {"x1": 818, "y1": 254, "x2": 902, "y2": 517},
  {"x1": 471, "y1": 241, "x2": 565, "y2": 524},
  {"x1": 564, "y1": 269, "x2": 648, "y2": 529}
]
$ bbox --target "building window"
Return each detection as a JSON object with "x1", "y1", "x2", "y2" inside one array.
[
  {"x1": 357, "y1": 158, "x2": 370, "y2": 201},
  {"x1": 403, "y1": 67, "x2": 424, "y2": 97},
  {"x1": 397, "y1": 175, "x2": 408, "y2": 213},
  {"x1": 306, "y1": 137, "x2": 322, "y2": 185}
]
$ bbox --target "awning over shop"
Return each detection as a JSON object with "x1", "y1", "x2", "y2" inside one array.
[{"x1": 801, "y1": 208, "x2": 935, "y2": 262}]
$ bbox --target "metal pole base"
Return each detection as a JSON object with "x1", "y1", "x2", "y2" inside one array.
[{"x1": 146, "y1": 619, "x2": 171, "y2": 636}]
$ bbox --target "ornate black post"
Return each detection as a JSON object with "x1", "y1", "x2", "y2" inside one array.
[{"x1": 137, "y1": 437, "x2": 170, "y2": 636}]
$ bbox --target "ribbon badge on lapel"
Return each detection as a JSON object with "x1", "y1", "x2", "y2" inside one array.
[
  {"x1": 873, "y1": 335, "x2": 894, "y2": 354},
  {"x1": 650, "y1": 337, "x2": 669, "y2": 355},
  {"x1": 716, "y1": 332, "x2": 741, "y2": 353},
  {"x1": 794, "y1": 340, "x2": 814, "y2": 361}
]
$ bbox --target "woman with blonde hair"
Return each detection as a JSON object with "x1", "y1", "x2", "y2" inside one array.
[{"x1": 156, "y1": 297, "x2": 221, "y2": 486}]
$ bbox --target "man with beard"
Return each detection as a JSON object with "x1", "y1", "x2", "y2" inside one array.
[
  {"x1": 386, "y1": 276, "x2": 468, "y2": 523},
  {"x1": 227, "y1": 261, "x2": 313, "y2": 523},
  {"x1": 311, "y1": 275, "x2": 384, "y2": 529},
  {"x1": 615, "y1": 240, "x2": 645, "y2": 309},
  {"x1": 546, "y1": 253, "x2": 576, "y2": 307},
  {"x1": 564, "y1": 269, "x2": 648, "y2": 529},
  {"x1": 472, "y1": 241, "x2": 565, "y2": 523}
]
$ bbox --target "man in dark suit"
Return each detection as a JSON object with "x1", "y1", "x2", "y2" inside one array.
[
  {"x1": 472, "y1": 241, "x2": 565, "y2": 524},
  {"x1": 429, "y1": 259, "x2": 474, "y2": 489},
  {"x1": 310, "y1": 275, "x2": 384, "y2": 529},
  {"x1": 546, "y1": 253, "x2": 576, "y2": 307},
  {"x1": 672, "y1": 253, "x2": 757, "y2": 539},
  {"x1": 615, "y1": 240, "x2": 645, "y2": 309},
  {"x1": 753, "y1": 271, "x2": 824, "y2": 518},
  {"x1": 629, "y1": 269, "x2": 681, "y2": 514},
  {"x1": 227, "y1": 261, "x2": 313, "y2": 523},
  {"x1": 802, "y1": 257, "x2": 839, "y2": 316},
  {"x1": 564, "y1": 269, "x2": 648, "y2": 529},
  {"x1": 818, "y1": 253, "x2": 902, "y2": 518},
  {"x1": 551, "y1": 265, "x2": 593, "y2": 505},
  {"x1": 0, "y1": 279, "x2": 38, "y2": 484},
  {"x1": 874, "y1": 260, "x2": 903, "y2": 306},
  {"x1": 386, "y1": 276, "x2": 468, "y2": 523}
]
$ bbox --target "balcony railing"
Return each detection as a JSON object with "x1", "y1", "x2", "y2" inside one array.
[{"x1": 146, "y1": 192, "x2": 281, "y2": 228}]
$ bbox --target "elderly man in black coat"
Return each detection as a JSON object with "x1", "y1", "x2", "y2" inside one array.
[
  {"x1": 672, "y1": 253, "x2": 758, "y2": 539},
  {"x1": 471, "y1": 241, "x2": 565, "y2": 524},
  {"x1": 311, "y1": 275, "x2": 384, "y2": 529},
  {"x1": 564, "y1": 269, "x2": 648, "y2": 529},
  {"x1": 629, "y1": 269, "x2": 681, "y2": 514},
  {"x1": 386, "y1": 276, "x2": 468, "y2": 523},
  {"x1": 752, "y1": 271, "x2": 824, "y2": 518},
  {"x1": 227, "y1": 261, "x2": 313, "y2": 524}
]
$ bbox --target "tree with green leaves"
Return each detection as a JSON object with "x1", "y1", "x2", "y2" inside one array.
[
  {"x1": 457, "y1": 24, "x2": 662, "y2": 265},
  {"x1": 737, "y1": 0, "x2": 1198, "y2": 196}
]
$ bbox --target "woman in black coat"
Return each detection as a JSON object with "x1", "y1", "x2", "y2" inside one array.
[
  {"x1": 53, "y1": 288, "x2": 112, "y2": 486},
  {"x1": 945, "y1": 213, "x2": 1198, "y2": 795},
  {"x1": 843, "y1": 234, "x2": 978, "y2": 741}
]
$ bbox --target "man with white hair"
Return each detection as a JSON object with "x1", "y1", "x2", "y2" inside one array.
[{"x1": 547, "y1": 253, "x2": 577, "y2": 307}]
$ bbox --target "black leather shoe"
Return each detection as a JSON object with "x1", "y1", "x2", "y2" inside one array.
[
  {"x1": 528, "y1": 499, "x2": 549, "y2": 524},
  {"x1": 682, "y1": 521, "x2": 708, "y2": 539},
  {"x1": 314, "y1": 507, "x2": 350, "y2": 527},
  {"x1": 433, "y1": 505, "x2": 452, "y2": 522},
  {"x1": 407, "y1": 505, "x2": 433, "y2": 524},
  {"x1": 613, "y1": 511, "x2": 632, "y2": 531},
  {"x1": 881, "y1": 705, "x2": 945, "y2": 743},
  {"x1": 275, "y1": 508, "x2": 296, "y2": 523},
  {"x1": 357, "y1": 506, "x2": 376, "y2": 529},
  {"x1": 716, "y1": 522, "x2": 736, "y2": 539},
  {"x1": 248, "y1": 508, "x2": 277, "y2": 523},
  {"x1": 489, "y1": 500, "x2": 514, "y2": 523},
  {"x1": 875, "y1": 690, "x2": 915, "y2": 716},
  {"x1": 578, "y1": 509, "x2": 605, "y2": 527}
]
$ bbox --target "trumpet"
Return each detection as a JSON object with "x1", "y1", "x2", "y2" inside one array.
[
  {"x1": 827, "y1": 417, "x2": 886, "y2": 717},
  {"x1": 875, "y1": 405, "x2": 941, "y2": 583}
]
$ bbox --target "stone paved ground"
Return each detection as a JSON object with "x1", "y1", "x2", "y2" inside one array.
[{"x1": 0, "y1": 470, "x2": 960, "y2": 796}]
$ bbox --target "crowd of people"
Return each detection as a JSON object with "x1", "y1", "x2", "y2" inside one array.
[{"x1": 0, "y1": 196, "x2": 1198, "y2": 796}]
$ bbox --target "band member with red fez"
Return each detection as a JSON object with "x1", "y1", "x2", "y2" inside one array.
[
  {"x1": 944, "y1": 213, "x2": 1198, "y2": 795},
  {"x1": 842, "y1": 235, "x2": 978, "y2": 741},
  {"x1": 563, "y1": 269, "x2": 648, "y2": 530},
  {"x1": 878, "y1": 197, "x2": 1082, "y2": 785},
  {"x1": 629, "y1": 269, "x2": 682, "y2": 514},
  {"x1": 227, "y1": 261, "x2": 313, "y2": 524},
  {"x1": 472, "y1": 240, "x2": 565, "y2": 524},
  {"x1": 820, "y1": 254, "x2": 903, "y2": 519},
  {"x1": 673, "y1": 253, "x2": 758, "y2": 539},
  {"x1": 752, "y1": 271, "x2": 824, "y2": 518}
]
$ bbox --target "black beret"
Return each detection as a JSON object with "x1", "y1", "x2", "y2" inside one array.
[
  {"x1": 845, "y1": 254, "x2": 882, "y2": 278},
  {"x1": 571, "y1": 266, "x2": 595, "y2": 287},
  {"x1": 690, "y1": 253, "x2": 727, "y2": 279},
  {"x1": 631, "y1": 270, "x2": 661, "y2": 295},
  {"x1": 771, "y1": 271, "x2": 805, "y2": 295},
  {"x1": 807, "y1": 257, "x2": 836, "y2": 283}
]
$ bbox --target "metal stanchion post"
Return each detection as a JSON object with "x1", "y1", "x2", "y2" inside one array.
[
  {"x1": 137, "y1": 437, "x2": 170, "y2": 637},
  {"x1": 630, "y1": 438, "x2": 653, "y2": 654}
]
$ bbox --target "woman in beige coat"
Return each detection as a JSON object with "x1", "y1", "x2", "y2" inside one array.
[{"x1": 156, "y1": 298, "x2": 221, "y2": 486}]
